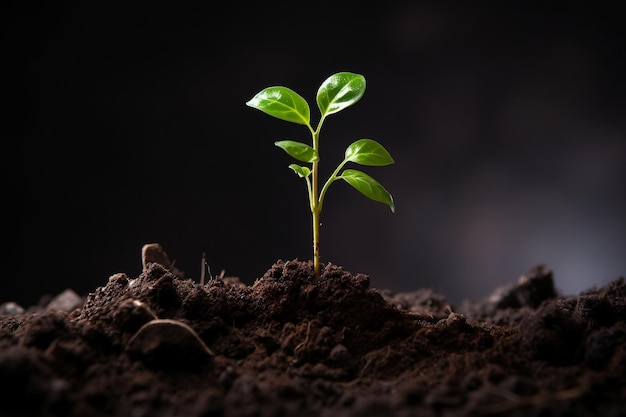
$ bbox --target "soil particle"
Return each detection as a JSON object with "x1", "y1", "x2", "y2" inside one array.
[{"x1": 0, "y1": 245, "x2": 624, "y2": 416}]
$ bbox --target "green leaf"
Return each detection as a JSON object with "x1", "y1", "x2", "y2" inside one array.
[
  {"x1": 288, "y1": 164, "x2": 311, "y2": 178},
  {"x1": 340, "y1": 169, "x2": 395, "y2": 212},
  {"x1": 275, "y1": 140, "x2": 319, "y2": 163},
  {"x1": 345, "y1": 139, "x2": 394, "y2": 166},
  {"x1": 316, "y1": 72, "x2": 366, "y2": 117},
  {"x1": 246, "y1": 87, "x2": 310, "y2": 125}
]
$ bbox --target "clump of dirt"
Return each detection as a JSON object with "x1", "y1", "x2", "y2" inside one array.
[{"x1": 1, "y1": 244, "x2": 624, "y2": 417}]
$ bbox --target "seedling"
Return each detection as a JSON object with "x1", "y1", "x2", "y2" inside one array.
[{"x1": 246, "y1": 72, "x2": 395, "y2": 277}]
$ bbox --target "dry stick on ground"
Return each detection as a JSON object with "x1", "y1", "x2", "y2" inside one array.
[{"x1": 200, "y1": 252, "x2": 208, "y2": 285}]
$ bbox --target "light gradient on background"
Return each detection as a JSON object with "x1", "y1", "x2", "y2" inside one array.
[{"x1": 8, "y1": 2, "x2": 625, "y2": 307}]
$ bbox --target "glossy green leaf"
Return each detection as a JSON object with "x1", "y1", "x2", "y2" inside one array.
[
  {"x1": 246, "y1": 87, "x2": 310, "y2": 125},
  {"x1": 275, "y1": 140, "x2": 319, "y2": 163},
  {"x1": 345, "y1": 139, "x2": 394, "y2": 166},
  {"x1": 340, "y1": 169, "x2": 395, "y2": 212},
  {"x1": 316, "y1": 72, "x2": 366, "y2": 117},
  {"x1": 288, "y1": 164, "x2": 311, "y2": 178}
]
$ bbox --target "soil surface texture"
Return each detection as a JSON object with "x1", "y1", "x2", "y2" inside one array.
[{"x1": 1, "y1": 243, "x2": 625, "y2": 417}]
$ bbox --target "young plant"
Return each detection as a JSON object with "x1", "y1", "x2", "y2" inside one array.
[{"x1": 246, "y1": 72, "x2": 395, "y2": 277}]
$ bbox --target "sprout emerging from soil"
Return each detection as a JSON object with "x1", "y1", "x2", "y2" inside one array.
[{"x1": 246, "y1": 72, "x2": 395, "y2": 277}]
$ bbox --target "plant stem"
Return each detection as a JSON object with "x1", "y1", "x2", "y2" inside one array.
[
  {"x1": 311, "y1": 131, "x2": 321, "y2": 277},
  {"x1": 312, "y1": 198, "x2": 321, "y2": 277}
]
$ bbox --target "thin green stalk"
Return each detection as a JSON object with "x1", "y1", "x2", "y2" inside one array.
[{"x1": 311, "y1": 128, "x2": 321, "y2": 277}]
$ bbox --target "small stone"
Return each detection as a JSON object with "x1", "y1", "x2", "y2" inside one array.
[
  {"x1": 141, "y1": 243, "x2": 184, "y2": 278},
  {"x1": 0, "y1": 302, "x2": 25, "y2": 316},
  {"x1": 46, "y1": 289, "x2": 84, "y2": 312},
  {"x1": 126, "y1": 319, "x2": 213, "y2": 369}
]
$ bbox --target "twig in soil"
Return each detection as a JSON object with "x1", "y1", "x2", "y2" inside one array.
[
  {"x1": 200, "y1": 252, "x2": 212, "y2": 285},
  {"x1": 199, "y1": 253, "x2": 226, "y2": 285}
]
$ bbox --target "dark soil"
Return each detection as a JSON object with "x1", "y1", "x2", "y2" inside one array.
[{"x1": 1, "y1": 244, "x2": 625, "y2": 417}]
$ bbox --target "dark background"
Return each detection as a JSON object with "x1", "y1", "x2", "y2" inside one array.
[{"x1": 7, "y1": 1, "x2": 626, "y2": 308}]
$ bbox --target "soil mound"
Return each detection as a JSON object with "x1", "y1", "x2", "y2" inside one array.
[{"x1": 1, "y1": 245, "x2": 624, "y2": 416}]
